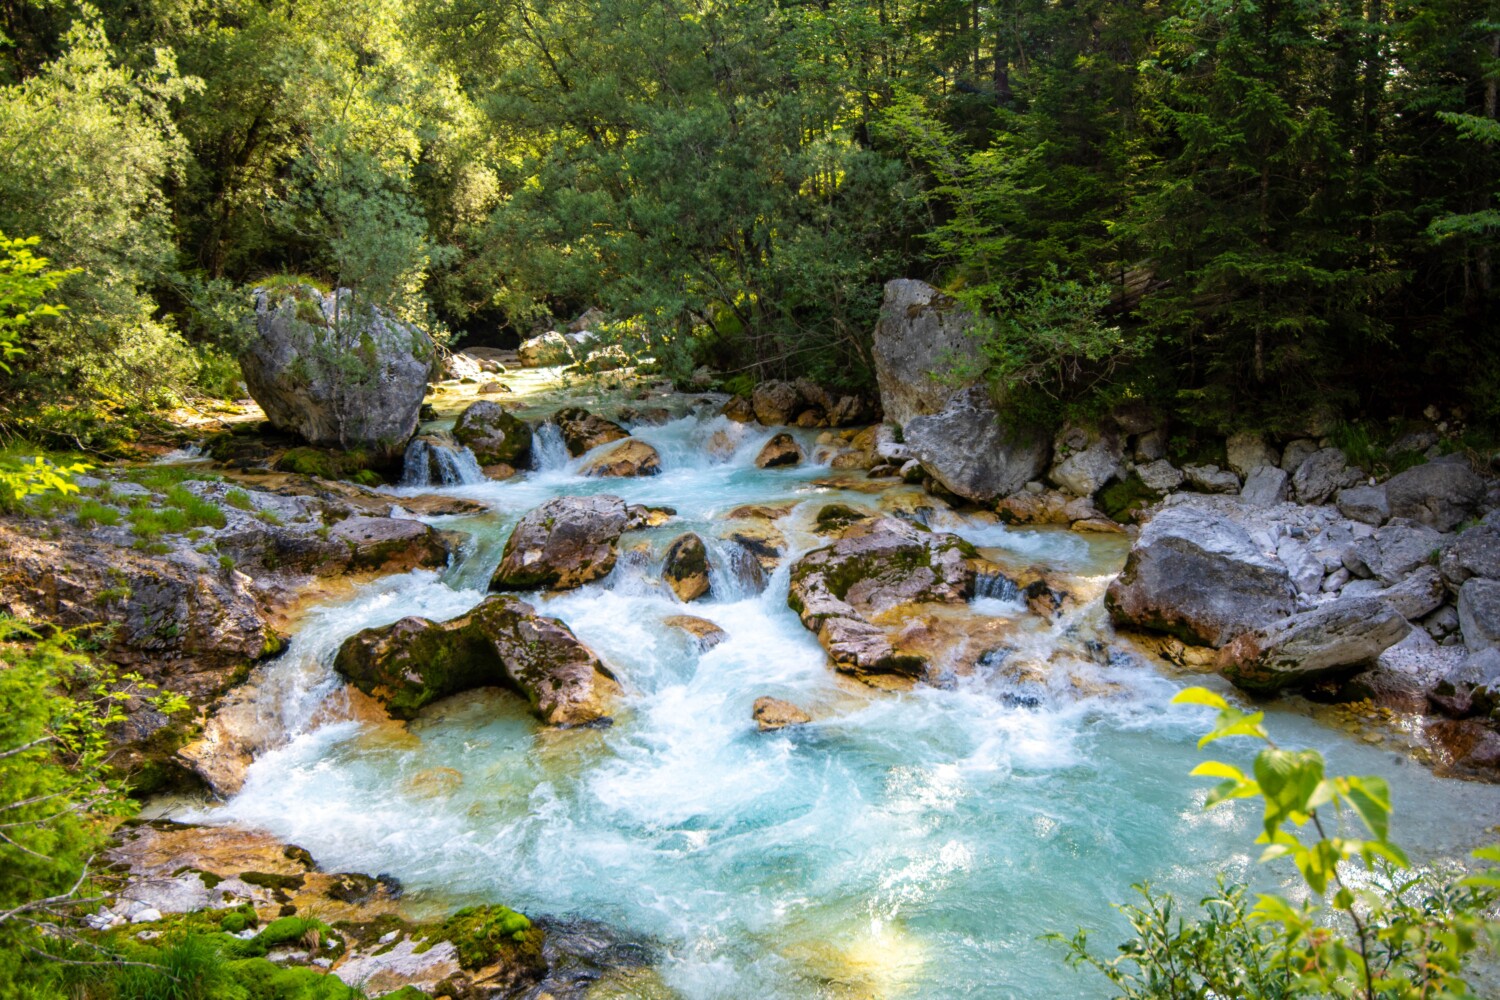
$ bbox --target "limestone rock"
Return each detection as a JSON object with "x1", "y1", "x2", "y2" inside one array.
[
  {"x1": 751, "y1": 381, "x2": 801, "y2": 425},
  {"x1": 753, "y1": 697, "x2": 812, "y2": 731},
  {"x1": 720, "y1": 397, "x2": 755, "y2": 423},
  {"x1": 1385, "y1": 459, "x2": 1485, "y2": 532},
  {"x1": 453, "y1": 400, "x2": 532, "y2": 467},
  {"x1": 554, "y1": 407, "x2": 630, "y2": 456},
  {"x1": 329, "y1": 516, "x2": 454, "y2": 573},
  {"x1": 1225, "y1": 432, "x2": 1280, "y2": 477},
  {"x1": 1106, "y1": 504, "x2": 1297, "y2": 647},
  {"x1": 491, "y1": 495, "x2": 629, "y2": 591},
  {"x1": 1048, "y1": 424, "x2": 1123, "y2": 498},
  {"x1": 1459, "y1": 578, "x2": 1500, "y2": 653},
  {"x1": 1291, "y1": 448, "x2": 1348, "y2": 504},
  {"x1": 662, "y1": 533, "x2": 712, "y2": 602},
  {"x1": 663, "y1": 615, "x2": 727, "y2": 650},
  {"x1": 1136, "y1": 459, "x2": 1185, "y2": 493},
  {"x1": 1440, "y1": 519, "x2": 1500, "y2": 587},
  {"x1": 904, "y1": 388, "x2": 1050, "y2": 501},
  {"x1": 755, "y1": 433, "x2": 804, "y2": 469},
  {"x1": 1183, "y1": 464, "x2": 1240, "y2": 494},
  {"x1": 579, "y1": 438, "x2": 662, "y2": 477},
  {"x1": 1217, "y1": 596, "x2": 1411, "y2": 694},
  {"x1": 243, "y1": 286, "x2": 434, "y2": 460},
  {"x1": 1336, "y1": 484, "x2": 1389, "y2": 526},
  {"x1": 334, "y1": 594, "x2": 619, "y2": 725},
  {"x1": 1280, "y1": 438, "x2": 1319, "y2": 473},
  {"x1": 517, "y1": 331, "x2": 574, "y2": 367},
  {"x1": 1240, "y1": 465, "x2": 1289, "y2": 506}
]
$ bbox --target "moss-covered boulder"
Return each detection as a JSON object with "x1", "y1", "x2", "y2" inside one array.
[
  {"x1": 333, "y1": 595, "x2": 619, "y2": 724},
  {"x1": 491, "y1": 495, "x2": 629, "y2": 591},
  {"x1": 452, "y1": 400, "x2": 532, "y2": 466},
  {"x1": 662, "y1": 533, "x2": 711, "y2": 602},
  {"x1": 553, "y1": 407, "x2": 630, "y2": 456},
  {"x1": 787, "y1": 517, "x2": 983, "y2": 682}
]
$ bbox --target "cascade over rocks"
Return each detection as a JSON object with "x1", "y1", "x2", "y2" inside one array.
[
  {"x1": 453, "y1": 400, "x2": 533, "y2": 467},
  {"x1": 491, "y1": 495, "x2": 630, "y2": 591},
  {"x1": 554, "y1": 407, "x2": 631, "y2": 456},
  {"x1": 242, "y1": 286, "x2": 434, "y2": 460},
  {"x1": 335, "y1": 594, "x2": 619, "y2": 724},
  {"x1": 871, "y1": 280, "x2": 1049, "y2": 501},
  {"x1": 787, "y1": 516, "x2": 983, "y2": 681},
  {"x1": 1216, "y1": 596, "x2": 1412, "y2": 693},
  {"x1": 1106, "y1": 502, "x2": 1298, "y2": 646}
]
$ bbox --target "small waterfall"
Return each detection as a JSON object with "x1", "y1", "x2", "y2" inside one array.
[
  {"x1": 153, "y1": 443, "x2": 210, "y2": 464},
  {"x1": 704, "y1": 537, "x2": 767, "y2": 598},
  {"x1": 401, "y1": 435, "x2": 485, "y2": 487},
  {"x1": 974, "y1": 571, "x2": 1021, "y2": 602},
  {"x1": 532, "y1": 422, "x2": 570, "y2": 472}
]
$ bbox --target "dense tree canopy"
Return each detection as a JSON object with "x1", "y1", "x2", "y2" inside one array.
[{"x1": 0, "y1": 0, "x2": 1496, "y2": 436}]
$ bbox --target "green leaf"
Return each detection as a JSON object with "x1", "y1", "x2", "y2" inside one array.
[
  {"x1": 1172, "y1": 686, "x2": 1230, "y2": 711},
  {"x1": 1340, "y1": 776, "x2": 1392, "y2": 843}
]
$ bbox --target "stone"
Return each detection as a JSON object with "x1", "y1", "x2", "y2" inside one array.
[
  {"x1": 663, "y1": 615, "x2": 727, "y2": 650},
  {"x1": 329, "y1": 516, "x2": 454, "y2": 573},
  {"x1": 477, "y1": 380, "x2": 507, "y2": 394},
  {"x1": 720, "y1": 396, "x2": 755, "y2": 423},
  {"x1": 1291, "y1": 448, "x2": 1347, "y2": 504},
  {"x1": 1459, "y1": 578, "x2": 1500, "y2": 653},
  {"x1": 755, "y1": 433, "x2": 803, "y2": 468},
  {"x1": 1183, "y1": 464, "x2": 1240, "y2": 494},
  {"x1": 994, "y1": 490, "x2": 1098, "y2": 526},
  {"x1": 1048, "y1": 424, "x2": 1123, "y2": 498},
  {"x1": 1276, "y1": 536, "x2": 1325, "y2": 598},
  {"x1": 1384, "y1": 459, "x2": 1485, "y2": 531},
  {"x1": 1368, "y1": 520, "x2": 1447, "y2": 586},
  {"x1": 452, "y1": 400, "x2": 532, "y2": 466},
  {"x1": 1280, "y1": 438, "x2": 1320, "y2": 473},
  {"x1": 491, "y1": 495, "x2": 629, "y2": 591},
  {"x1": 1133, "y1": 429, "x2": 1168, "y2": 463},
  {"x1": 1106, "y1": 504, "x2": 1298, "y2": 647},
  {"x1": 579, "y1": 438, "x2": 662, "y2": 478},
  {"x1": 335, "y1": 594, "x2": 619, "y2": 725},
  {"x1": 1136, "y1": 459, "x2": 1185, "y2": 493},
  {"x1": 753, "y1": 697, "x2": 812, "y2": 731},
  {"x1": 553, "y1": 407, "x2": 630, "y2": 456},
  {"x1": 1424, "y1": 719, "x2": 1500, "y2": 778},
  {"x1": 1240, "y1": 465, "x2": 1289, "y2": 506},
  {"x1": 517, "y1": 330, "x2": 574, "y2": 367},
  {"x1": 871, "y1": 280, "x2": 1050, "y2": 502},
  {"x1": 1336, "y1": 485, "x2": 1389, "y2": 526},
  {"x1": 1217, "y1": 596, "x2": 1411, "y2": 694},
  {"x1": 787, "y1": 517, "x2": 980, "y2": 681},
  {"x1": 1440, "y1": 521, "x2": 1500, "y2": 586},
  {"x1": 662, "y1": 533, "x2": 712, "y2": 602},
  {"x1": 751, "y1": 381, "x2": 801, "y2": 425},
  {"x1": 903, "y1": 388, "x2": 1050, "y2": 501},
  {"x1": 826, "y1": 395, "x2": 870, "y2": 427},
  {"x1": 1225, "y1": 432, "x2": 1280, "y2": 477},
  {"x1": 242, "y1": 285, "x2": 434, "y2": 460}
]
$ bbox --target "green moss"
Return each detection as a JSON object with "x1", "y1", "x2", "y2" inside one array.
[
  {"x1": 1097, "y1": 474, "x2": 1159, "y2": 523},
  {"x1": 420, "y1": 904, "x2": 535, "y2": 970},
  {"x1": 239, "y1": 871, "x2": 307, "y2": 893},
  {"x1": 226, "y1": 488, "x2": 254, "y2": 510},
  {"x1": 277, "y1": 447, "x2": 338, "y2": 479},
  {"x1": 350, "y1": 469, "x2": 383, "y2": 487}
]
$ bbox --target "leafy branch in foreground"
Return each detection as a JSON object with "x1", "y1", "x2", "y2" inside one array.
[{"x1": 1052, "y1": 687, "x2": 1500, "y2": 1000}]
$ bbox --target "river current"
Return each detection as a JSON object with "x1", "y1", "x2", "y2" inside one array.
[{"x1": 180, "y1": 392, "x2": 1500, "y2": 999}]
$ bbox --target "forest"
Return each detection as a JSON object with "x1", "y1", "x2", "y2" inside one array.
[{"x1": 1, "y1": 0, "x2": 1498, "y2": 444}]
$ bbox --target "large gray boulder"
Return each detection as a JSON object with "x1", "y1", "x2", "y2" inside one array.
[
  {"x1": 872, "y1": 280, "x2": 1049, "y2": 500},
  {"x1": 1385, "y1": 459, "x2": 1485, "y2": 532},
  {"x1": 1217, "y1": 596, "x2": 1411, "y2": 694},
  {"x1": 1291, "y1": 448, "x2": 1348, "y2": 504},
  {"x1": 1048, "y1": 424, "x2": 1123, "y2": 498},
  {"x1": 243, "y1": 286, "x2": 435, "y2": 460},
  {"x1": 1241, "y1": 466, "x2": 1290, "y2": 506},
  {"x1": 1336, "y1": 485, "x2": 1389, "y2": 526},
  {"x1": 904, "y1": 389, "x2": 1050, "y2": 501},
  {"x1": 1459, "y1": 578, "x2": 1500, "y2": 653},
  {"x1": 491, "y1": 495, "x2": 629, "y2": 591},
  {"x1": 453, "y1": 401, "x2": 532, "y2": 467},
  {"x1": 1440, "y1": 518, "x2": 1500, "y2": 587},
  {"x1": 1226, "y1": 432, "x2": 1279, "y2": 477},
  {"x1": 1106, "y1": 505, "x2": 1298, "y2": 647}
]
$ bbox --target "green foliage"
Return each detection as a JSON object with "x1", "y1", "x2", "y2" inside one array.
[
  {"x1": 224, "y1": 489, "x2": 253, "y2": 511},
  {"x1": 0, "y1": 455, "x2": 88, "y2": 512},
  {"x1": 1055, "y1": 686, "x2": 1500, "y2": 999},
  {"x1": 75, "y1": 499, "x2": 122, "y2": 527},
  {"x1": 0, "y1": 232, "x2": 76, "y2": 374}
]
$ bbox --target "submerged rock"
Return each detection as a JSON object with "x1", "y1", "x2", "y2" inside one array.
[
  {"x1": 662, "y1": 533, "x2": 712, "y2": 602},
  {"x1": 753, "y1": 696, "x2": 812, "y2": 731},
  {"x1": 663, "y1": 614, "x2": 727, "y2": 650},
  {"x1": 491, "y1": 495, "x2": 629, "y2": 591},
  {"x1": 1106, "y1": 504, "x2": 1297, "y2": 647},
  {"x1": 1216, "y1": 596, "x2": 1411, "y2": 694},
  {"x1": 243, "y1": 285, "x2": 434, "y2": 460},
  {"x1": 334, "y1": 594, "x2": 619, "y2": 724}
]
